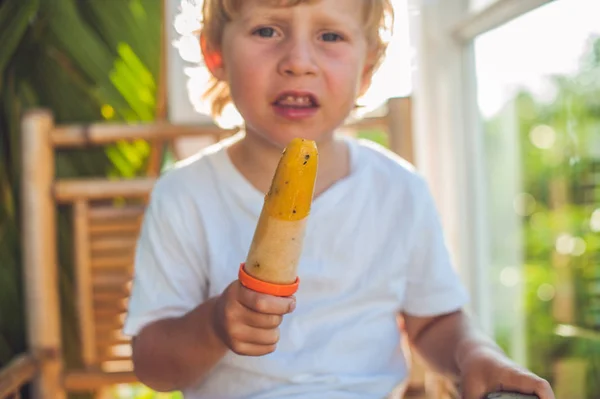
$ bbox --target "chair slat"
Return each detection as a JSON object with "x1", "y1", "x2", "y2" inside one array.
[
  {"x1": 89, "y1": 204, "x2": 145, "y2": 220},
  {"x1": 90, "y1": 237, "x2": 138, "y2": 252},
  {"x1": 91, "y1": 254, "x2": 134, "y2": 270},
  {"x1": 73, "y1": 200, "x2": 97, "y2": 367}
]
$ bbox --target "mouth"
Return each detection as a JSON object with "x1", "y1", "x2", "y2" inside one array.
[{"x1": 272, "y1": 91, "x2": 320, "y2": 108}]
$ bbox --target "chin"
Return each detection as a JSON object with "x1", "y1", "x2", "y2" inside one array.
[
  {"x1": 246, "y1": 124, "x2": 335, "y2": 149},
  {"x1": 275, "y1": 132, "x2": 334, "y2": 148}
]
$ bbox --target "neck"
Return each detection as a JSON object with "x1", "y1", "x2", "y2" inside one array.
[{"x1": 227, "y1": 130, "x2": 350, "y2": 198}]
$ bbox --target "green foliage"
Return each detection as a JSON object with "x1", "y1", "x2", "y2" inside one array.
[
  {"x1": 357, "y1": 129, "x2": 390, "y2": 148},
  {"x1": 484, "y1": 34, "x2": 600, "y2": 398},
  {"x1": 109, "y1": 384, "x2": 183, "y2": 399},
  {"x1": 0, "y1": 0, "x2": 160, "y2": 379}
]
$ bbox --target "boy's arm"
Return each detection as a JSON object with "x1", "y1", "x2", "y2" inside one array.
[
  {"x1": 131, "y1": 297, "x2": 227, "y2": 393},
  {"x1": 402, "y1": 310, "x2": 554, "y2": 399},
  {"x1": 401, "y1": 309, "x2": 499, "y2": 378},
  {"x1": 131, "y1": 281, "x2": 295, "y2": 393}
]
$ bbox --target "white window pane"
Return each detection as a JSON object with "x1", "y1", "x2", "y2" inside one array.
[
  {"x1": 474, "y1": 0, "x2": 600, "y2": 398},
  {"x1": 470, "y1": 0, "x2": 500, "y2": 11}
]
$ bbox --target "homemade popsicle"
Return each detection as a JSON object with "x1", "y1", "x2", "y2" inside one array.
[{"x1": 238, "y1": 137, "x2": 318, "y2": 296}]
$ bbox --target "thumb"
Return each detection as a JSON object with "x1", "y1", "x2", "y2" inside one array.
[{"x1": 461, "y1": 380, "x2": 489, "y2": 399}]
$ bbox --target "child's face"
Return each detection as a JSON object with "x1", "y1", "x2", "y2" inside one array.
[{"x1": 212, "y1": 0, "x2": 373, "y2": 147}]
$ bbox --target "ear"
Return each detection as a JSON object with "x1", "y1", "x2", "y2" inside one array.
[
  {"x1": 200, "y1": 33, "x2": 225, "y2": 80},
  {"x1": 358, "y1": 63, "x2": 374, "y2": 98}
]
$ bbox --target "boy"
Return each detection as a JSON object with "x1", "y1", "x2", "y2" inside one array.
[{"x1": 124, "y1": 1, "x2": 555, "y2": 398}]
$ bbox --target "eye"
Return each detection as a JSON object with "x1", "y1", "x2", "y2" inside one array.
[
  {"x1": 253, "y1": 27, "x2": 277, "y2": 38},
  {"x1": 321, "y1": 32, "x2": 344, "y2": 42}
]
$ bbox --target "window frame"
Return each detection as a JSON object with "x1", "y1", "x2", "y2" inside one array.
[{"x1": 408, "y1": 0, "x2": 554, "y2": 345}]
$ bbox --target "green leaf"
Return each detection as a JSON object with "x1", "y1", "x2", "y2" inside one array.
[
  {"x1": 0, "y1": 0, "x2": 40, "y2": 78},
  {"x1": 0, "y1": 0, "x2": 160, "y2": 375}
]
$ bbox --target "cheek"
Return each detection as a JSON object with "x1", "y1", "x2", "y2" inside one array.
[
  {"x1": 229, "y1": 65, "x2": 261, "y2": 93},
  {"x1": 225, "y1": 51, "x2": 268, "y2": 104},
  {"x1": 321, "y1": 50, "x2": 365, "y2": 95},
  {"x1": 326, "y1": 63, "x2": 364, "y2": 107}
]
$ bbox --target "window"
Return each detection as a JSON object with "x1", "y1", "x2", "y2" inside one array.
[
  {"x1": 470, "y1": 0, "x2": 500, "y2": 11},
  {"x1": 475, "y1": 1, "x2": 600, "y2": 397},
  {"x1": 411, "y1": 0, "x2": 600, "y2": 397}
]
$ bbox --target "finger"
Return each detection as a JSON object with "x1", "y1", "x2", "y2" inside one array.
[
  {"x1": 533, "y1": 378, "x2": 555, "y2": 399},
  {"x1": 230, "y1": 324, "x2": 280, "y2": 346},
  {"x1": 241, "y1": 309, "x2": 283, "y2": 329},
  {"x1": 495, "y1": 372, "x2": 554, "y2": 399},
  {"x1": 229, "y1": 341, "x2": 278, "y2": 357},
  {"x1": 463, "y1": 384, "x2": 488, "y2": 399},
  {"x1": 237, "y1": 283, "x2": 296, "y2": 315}
]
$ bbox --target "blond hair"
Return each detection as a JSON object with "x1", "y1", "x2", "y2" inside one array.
[{"x1": 199, "y1": 0, "x2": 394, "y2": 118}]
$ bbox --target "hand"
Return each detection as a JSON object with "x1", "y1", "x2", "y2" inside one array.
[
  {"x1": 459, "y1": 346, "x2": 555, "y2": 399},
  {"x1": 212, "y1": 280, "x2": 296, "y2": 356}
]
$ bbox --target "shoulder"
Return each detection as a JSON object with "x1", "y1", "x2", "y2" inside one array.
[
  {"x1": 352, "y1": 137, "x2": 415, "y2": 172},
  {"x1": 148, "y1": 139, "x2": 229, "y2": 211},
  {"x1": 350, "y1": 137, "x2": 430, "y2": 200}
]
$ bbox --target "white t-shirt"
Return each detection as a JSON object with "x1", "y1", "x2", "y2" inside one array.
[{"x1": 123, "y1": 134, "x2": 469, "y2": 399}]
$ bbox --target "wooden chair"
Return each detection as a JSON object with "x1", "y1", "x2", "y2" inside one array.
[
  {"x1": 19, "y1": 110, "x2": 230, "y2": 398},
  {"x1": 12, "y1": 98, "x2": 452, "y2": 399}
]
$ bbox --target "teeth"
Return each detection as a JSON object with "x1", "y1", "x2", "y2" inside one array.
[{"x1": 278, "y1": 95, "x2": 313, "y2": 106}]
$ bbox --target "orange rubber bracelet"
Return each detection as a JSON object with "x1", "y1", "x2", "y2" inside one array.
[{"x1": 238, "y1": 263, "x2": 299, "y2": 297}]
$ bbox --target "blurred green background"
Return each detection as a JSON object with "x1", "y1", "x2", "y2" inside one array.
[{"x1": 0, "y1": 0, "x2": 166, "y2": 397}]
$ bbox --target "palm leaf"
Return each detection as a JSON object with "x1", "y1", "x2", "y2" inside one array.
[
  {"x1": 0, "y1": 0, "x2": 161, "y2": 379},
  {"x1": 0, "y1": 0, "x2": 40, "y2": 90}
]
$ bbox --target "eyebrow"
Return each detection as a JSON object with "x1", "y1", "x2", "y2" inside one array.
[
  {"x1": 239, "y1": 8, "x2": 363, "y2": 35},
  {"x1": 239, "y1": 12, "x2": 287, "y2": 27}
]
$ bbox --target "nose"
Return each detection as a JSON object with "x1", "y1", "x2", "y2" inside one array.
[{"x1": 277, "y1": 36, "x2": 318, "y2": 77}]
